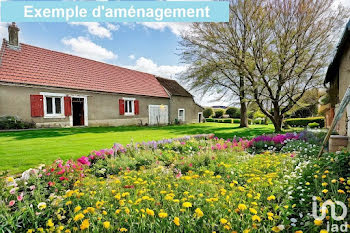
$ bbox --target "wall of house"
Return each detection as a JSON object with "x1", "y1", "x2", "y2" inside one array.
[
  {"x1": 169, "y1": 96, "x2": 203, "y2": 124},
  {"x1": 0, "y1": 84, "x2": 169, "y2": 128},
  {"x1": 337, "y1": 41, "x2": 350, "y2": 136}
]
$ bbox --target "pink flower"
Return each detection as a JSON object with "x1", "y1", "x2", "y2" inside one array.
[
  {"x1": 189, "y1": 163, "x2": 193, "y2": 167},
  {"x1": 57, "y1": 169, "x2": 65, "y2": 175},
  {"x1": 290, "y1": 154, "x2": 295, "y2": 158},
  {"x1": 77, "y1": 156, "x2": 91, "y2": 166},
  {"x1": 10, "y1": 188, "x2": 17, "y2": 195},
  {"x1": 30, "y1": 185, "x2": 36, "y2": 190},
  {"x1": 176, "y1": 172, "x2": 182, "y2": 178},
  {"x1": 48, "y1": 181, "x2": 55, "y2": 187},
  {"x1": 17, "y1": 193, "x2": 23, "y2": 201},
  {"x1": 59, "y1": 176, "x2": 67, "y2": 181},
  {"x1": 9, "y1": 200, "x2": 15, "y2": 207}
]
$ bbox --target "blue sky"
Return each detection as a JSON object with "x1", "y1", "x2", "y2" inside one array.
[{"x1": 0, "y1": 0, "x2": 349, "y2": 106}]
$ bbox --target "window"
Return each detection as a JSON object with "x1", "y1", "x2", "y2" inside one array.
[
  {"x1": 178, "y1": 109, "x2": 185, "y2": 122},
  {"x1": 123, "y1": 98, "x2": 135, "y2": 115},
  {"x1": 41, "y1": 92, "x2": 65, "y2": 118}
]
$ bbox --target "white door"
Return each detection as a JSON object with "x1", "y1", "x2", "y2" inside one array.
[{"x1": 149, "y1": 105, "x2": 169, "y2": 125}]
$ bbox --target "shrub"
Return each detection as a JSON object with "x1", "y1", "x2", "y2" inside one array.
[
  {"x1": 222, "y1": 119, "x2": 232, "y2": 123},
  {"x1": 225, "y1": 107, "x2": 240, "y2": 118},
  {"x1": 284, "y1": 116, "x2": 325, "y2": 128},
  {"x1": 308, "y1": 122, "x2": 319, "y2": 128},
  {"x1": 203, "y1": 108, "x2": 214, "y2": 118},
  {"x1": 205, "y1": 118, "x2": 215, "y2": 122},
  {"x1": 214, "y1": 109, "x2": 225, "y2": 118},
  {"x1": 0, "y1": 116, "x2": 35, "y2": 130},
  {"x1": 233, "y1": 119, "x2": 241, "y2": 123}
]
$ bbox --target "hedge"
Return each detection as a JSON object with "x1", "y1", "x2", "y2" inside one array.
[
  {"x1": 205, "y1": 118, "x2": 253, "y2": 124},
  {"x1": 284, "y1": 117, "x2": 325, "y2": 128}
]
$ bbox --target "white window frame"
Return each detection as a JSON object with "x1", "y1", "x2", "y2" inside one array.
[
  {"x1": 123, "y1": 97, "x2": 135, "y2": 116},
  {"x1": 178, "y1": 108, "x2": 185, "y2": 122},
  {"x1": 41, "y1": 92, "x2": 65, "y2": 119},
  {"x1": 70, "y1": 95, "x2": 89, "y2": 127}
]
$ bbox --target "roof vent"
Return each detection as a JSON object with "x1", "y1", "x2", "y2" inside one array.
[{"x1": 8, "y1": 22, "x2": 19, "y2": 47}]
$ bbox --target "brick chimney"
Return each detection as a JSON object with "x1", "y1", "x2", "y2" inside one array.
[{"x1": 8, "y1": 22, "x2": 19, "y2": 46}]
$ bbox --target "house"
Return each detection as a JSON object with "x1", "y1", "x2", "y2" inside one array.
[
  {"x1": 324, "y1": 20, "x2": 350, "y2": 148},
  {"x1": 0, "y1": 23, "x2": 203, "y2": 128}
]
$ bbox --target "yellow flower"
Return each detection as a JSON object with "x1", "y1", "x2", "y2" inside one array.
[
  {"x1": 74, "y1": 213, "x2": 85, "y2": 222},
  {"x1": 120, "y1": 228, "x2": 128, "y2": 232},
  {"x1": 7, "y1": 177, "x2": 16, "y2": 184},
  {"x1": 252, "y1": 215, "x2": 261, "y2": 222},
  {"x1": 267, "y1": 195, "x2": 276, "y2": 201},
  {"x1": 158, "y1": 212, "x2": 168, "y2": 218},
  {"x1": 322, "y1": 182, "x2": 328, "y2": 187},
  {"x1": 65, "y1": 201, "x2": 72, "y2": 205},
  {"x1": 306, "y1": 182, "x2": 310, "y2": 185},
  {"x1": 220, "y1": 218, "x2": 228, "y2": 224},
  {"x1": 103, "y1": 221, "x2": 111, "y2": 229},
  {"x1": 322, "y1": 189, "x2": 328, "y2": 194},
  {"x1": 37, "y1": 202, "x2": 47, "y2": 210},
  {"x1": 314, "y1": 219, "x2": 323, "y2": 226},
  {"x1": 46, "y1": 219, "x2": 54, "y2": 227},
  {"x1": 80, "y1": 219, "x2": 89, "y2": 230},
  {"x1": 338, "y1": 189, "x2": 345, "y2": 194},
  {"x1": 320, "y1": 230, "x2": 328, "y2": 233},
  {"x1": 96, "y1": 201, "x2": 104, "y2": 209},
  {"x1": 295, "y1": 231, "x2": 303, "y2": 233},
  {"x1": 27, "y1": 229, "x2": 34, "y2": 233},
  {"x1": 271, "y1": 226, "x2": 281, "y2": 232},
  {"x1": 238, "y1": 204, "x2": 247, "y2": 211},
  {"x1": 182, "y1": 202, "x2": 192, "y2": 208},
  {"x1": 249, "y1": 208, "x2": 257, "y2": 214},
  {"x1": 174, "y1": 217, "x2": 180, "y2": 226},
  {"x1": 194, "y1": 208, "x2": 204, "y2": 218},
  {"x1": 74, "y1": 206, "x2": 82, "y2": 213},
  {"x1": 146, "y1": 208, "x2": 154, "y2": 216}
]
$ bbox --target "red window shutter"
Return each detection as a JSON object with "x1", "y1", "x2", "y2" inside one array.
[
  {"x1": 119, "y1": 99, "x2": 125, "y2": 115},
  {"x1": 64, "y1": 96, "x2": 72, "y2": 116},
  {"x1": 134, "y1": 100, "x2": 139, "y2": 115},
  {"x1": 30, "y1": 95, "x2": 44, "y2": 117}
]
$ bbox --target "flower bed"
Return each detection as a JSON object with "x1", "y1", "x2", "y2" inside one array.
[{"x1": 0, "y1": 132, "x2": 349, "y2": 232}]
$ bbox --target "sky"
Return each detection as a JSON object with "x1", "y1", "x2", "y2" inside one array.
[{"x1": 0, "y1": 0, "x2": 349, "y2": 106}]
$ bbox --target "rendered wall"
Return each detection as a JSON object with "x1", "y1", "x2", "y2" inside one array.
[
  {"x1": 169, "y1": 96, "x2": 203, "y2": 124},
  {"x1": 0, "y1": 83, "x2": 169, "y2": 128}
]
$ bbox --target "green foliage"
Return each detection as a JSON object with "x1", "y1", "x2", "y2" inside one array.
[
  {"x1": 225, "y1": 107, "x2": 240, "y2": 118},
  {"x1": 203, "y1": 108, "x2": 214, "y2": 118},
  {"x1": 284, "y1": 117, "x2": 325, "y2": 128},
  {"x1": 308, "y1": 122, "x2": 320, "y2": 128},
  {"x1": 205, "y1": 118, "x2": 215, "y2": 122},
  {"x1": 0, "y1": 116, "x2": 35, "y2": 130},
  {"x1": 214, "y1": 109, "x2": 225, "y2": 118}
]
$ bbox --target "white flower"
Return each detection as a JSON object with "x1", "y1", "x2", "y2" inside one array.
[{"x1": 37, "y1": 202, "x2": 47, "y2": 210}]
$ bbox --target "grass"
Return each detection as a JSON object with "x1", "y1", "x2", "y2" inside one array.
[{"x1": 0, "y1": 123, "x2": 296, "y2": 174}]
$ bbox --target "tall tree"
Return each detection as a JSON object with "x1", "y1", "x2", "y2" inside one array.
[{"x1": 180, "y1": 0, "x2": 348, "y2": 132}]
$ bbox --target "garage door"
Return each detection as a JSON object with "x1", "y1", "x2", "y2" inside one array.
[{"x1": 149, "y1": 105, "x2": 169, "y2": 125}]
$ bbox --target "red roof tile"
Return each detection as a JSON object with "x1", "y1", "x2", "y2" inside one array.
[{"x1": 0, "y1": 40, "x2": 169, "y2": 98}]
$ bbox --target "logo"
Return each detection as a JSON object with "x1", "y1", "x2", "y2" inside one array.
[{"x1": 312, "y1": 196, "x2": 348, "y2": 232}]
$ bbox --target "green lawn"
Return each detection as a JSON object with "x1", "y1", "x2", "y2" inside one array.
[{"x1": 0, "y1": 123, "x2": 281, "y2": 174}]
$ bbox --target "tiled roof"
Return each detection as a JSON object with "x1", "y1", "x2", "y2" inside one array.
[
  {"x1": 0, "y1": 40, "x2": 169, "y2": 98},
  {"x1": 156, "y1": 77, "x2": 192, "y2": 97},
  {"x1": 325, "y1": 20, "x2": 350, "y2": 84}
]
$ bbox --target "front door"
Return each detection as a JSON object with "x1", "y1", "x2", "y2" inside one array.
[{"x1": 72, "y1": 98, "x2": 84, "y2": 126}]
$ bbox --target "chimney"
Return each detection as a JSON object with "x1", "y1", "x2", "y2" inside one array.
[{"x1": 8, "y1": 22, "x2": 19, "y2": 46}]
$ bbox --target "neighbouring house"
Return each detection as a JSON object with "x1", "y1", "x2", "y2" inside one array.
[
  {"x1": 0, "y1": 23, "x2": 203, "y2": 128},
  {"x1": 324, "y1": 20, "x2": 350, "y2": 149}
]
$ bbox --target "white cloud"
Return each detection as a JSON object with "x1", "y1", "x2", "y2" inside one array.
[
  {"x1": 128, "y1": 54, "x2": 135, "y2": 60},
  {"x1": 140, "y1": 22, "x2": 191, "y2": 36},
  {"x1": 69, "y1": 22, "x2": 118, "y2": 39},
  {"x1": 125, "y1": 57, "x2": 187, "y2": 78},
  {"x1": 62, "y1": 36, "x2": 117, "y2": 62},
  {"x1": 0, "y1": 23, "x2": 8, "y2": 39}
]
